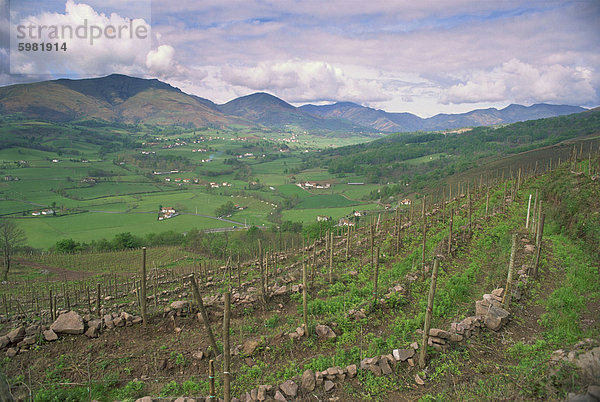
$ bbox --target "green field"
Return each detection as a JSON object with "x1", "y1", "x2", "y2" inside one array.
[
  {"x1": 294, "y1": 194, "x2": 358, "y2": 209},
  {"x1": 0, "y1": 121, "x2": 384, "y2": 249},
  {"x1": 16, "y1": 212, "x2": 230, "y2": 248},
  {"x1": 282, "y1": 203, "x2": 382, "y2": 223}
]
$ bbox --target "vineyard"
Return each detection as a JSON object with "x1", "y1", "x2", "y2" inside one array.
[{"x1": 0, "y1": 147, "x2": 599, "y2": 401}]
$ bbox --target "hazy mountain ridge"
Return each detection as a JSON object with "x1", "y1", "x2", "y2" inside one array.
[
  {"x1": 0, "y1": 74, "x2": 587, "y2": 132},
  {"x1": 300, "y1": 102, "x2": 586, "y2": 132}
]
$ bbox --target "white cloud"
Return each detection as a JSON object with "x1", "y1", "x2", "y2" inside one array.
[
  {"x1": 8, "y1": 0, "x2": 185, "y2": 80},
  {"x1": 443, "y1": 59, "x2": 597, "y2": 105},
  {"x1": 146, "y1": 44, "x2": 185, "y2": 77},
  {"x1": 221, "y1": 60, "x2": 391, "y2": 104}
]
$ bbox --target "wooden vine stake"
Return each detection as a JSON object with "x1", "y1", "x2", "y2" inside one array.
[
  {"x1": 329, "y1": 232, "x2": 334, "y2": 283},
  {"x1": 223, "y1": 292, "x2": 231, "y2": 402},
  {"x1": 448, "y1": 208, "x2": 453, "y2": 255},
  {"x1": 531, "y1": 190, "x2": 538, "y2": 235},
  {"x1": 141, "y1": 247, "x2": 147, "y2": 326},
  {"x1": 302, "y1": 245, "x2": 309, "y2": 337},
  {"x1": 258, "y1": 240, "x2": 266, "y2": 304},
  {"x1": 189, "y1": 273, "x2": 220, "y2": 355},
  {"x1": 421, "y1": 199, "x2": 427, "y2": 275},
  {"x1": 373, "y1": 247, "x2": 380, "y2": 303},
  {"x1": 502, "y1": 234, "x2": 517, "y2": 309},
  {"x1": 485, "y1": 190, "x2": 490, "y2": 217},
  {"x1": 525, "y1": 194, "x2": 532, "y2": 230},
  {"x1": 419, "y1": 257, "x2": 440, "y2": 368},
  {"x1": 532, "y1": 212, "x2": 546, "y2": 278},
  {"x1": 467, "y1": 190, "x2": 472, "y2": 238},
  {"x1": 346, "y1": 225, "x2": 350, "y2": 260},
  {"x1": 208, "y1": 359, "x2": 215, "y2": 400},
  {"x1": 96, "y1": 283, "x2": 101, "y2": 317}
]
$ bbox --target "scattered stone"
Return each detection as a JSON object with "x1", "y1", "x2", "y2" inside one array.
[
  {"x1": 113, "y1": 317, "x2": 125, "y2": 327},
  {"x1": 43, "y1": 329, "x2": 58, "y2": 342},
  {"x1": 475, "y1": 300, "x2": 509, "y2": 331},
  {"x1": 415, "y1": 373, "x2": 425, "y2": 385},
  {"x1": 279, "y1": 380, "x2": 298, "y2": 398},
  {"x1": 393, "y1": 348, "x2": 415, "y2": 362},
  {"x1": 132, "y1": 316, "x2": 143, "y2": 325},
  {"x1": 360, "y1": 357, "x2": 377, "y2": 370},
  {"x1": 0, "y1": 335, "x2": 10, "y2": 348},
  {"x1": 22, "y1": 335, "x2": 36, "y2": 346},
  {"x1": 25, "y1": 324, "x2": 39, "y2": 336},
  {"x1": 379, "y1": 358, "x2": 393, "y2": 375},
  {"x1": 7, "y1": 326, "x2": 25, "y2": 343},
  {"x1": 410, "y1": 342, "x2": 419, "y2": 349},
  {"x1": 346, "y1": 364, "x2": 357, "y2": 378},
  {"x1": 324, "y1": 380, "x2": 335, "y2": 392},
  {"x1": 273, "y1": 286, "x2": 287, "y2": 296},
  {"x1": 6, "y1": 347, "x2": 18, "y2": 358},
  {"x1": 85, "y1": 326, "x2": 99, "y2": 338},
  {"x1": 574, "y1": 346, "x2": 600, "y2": 381},
  {"x1": 274, "y1": 390, "x2": 287, "y2": 401},
  {"x1": 301, "y1": 369, "x2": 315, "y2": 392},
  {"x1": 170, "y1": 300, "x2": 189, "y2": 310},
  {"x1": 50, "y1": 311, "x2": 84, "y2": 335},
  {"x1": 407, "y1": 358, "x2": 415, "y2": 367},
  {"x1": 243, "y1": 340, "x2": 260, "y2": 356},
  {"x1": 315, "y1": 324, "x2": 336, "y2": 339},
  {"x1": 134, "y1": 397, "x2": 153, "y2": 402},
  {"x1": 587, "y1": 385, "x2": 600, "y2": 400},
  {"x1": 120, "y1": 312, "x2": 133, "y2": 323},
  {"x1": 257, "y1": 385, "x2": 267, "y2": 401},
  {"x1": 295, "y1": 326, "x2": 305, "y2": 337},
  {"x1": 429, "y1": 328, "x2": 451, "y2": 339},
  {"x1": 368, "y1": 364, "x2": 382, "y2": 377},
  {"x1": 347, "y1": 309, "x2": 366, "y2": 320},
  {"x1": 449, "y1": 333, "x2": 464, "y2": 342},
  {"x1": 315, "y1": 371, "x2": 324, "y2": 387},
  {"x1": 192, "y1": 350, "x2": 204, "y2": 360}
]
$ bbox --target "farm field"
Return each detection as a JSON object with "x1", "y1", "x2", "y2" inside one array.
[{"x1": 16, "y1": 212, "x2": 230, "y2": 248}]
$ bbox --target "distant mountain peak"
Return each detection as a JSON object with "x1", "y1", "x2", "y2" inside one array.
[{"x1": 0, "y1": 74, "x2": 588, "y2": 133}]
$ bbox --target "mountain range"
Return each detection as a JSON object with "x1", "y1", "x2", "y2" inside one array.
[{"x1": 0, "y1": 74, "x2": 586, "y2": 133}]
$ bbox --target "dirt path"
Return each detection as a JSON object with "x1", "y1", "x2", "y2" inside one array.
[{"x1": 15, "y1": 258, "x2": 94, "y2": 281}]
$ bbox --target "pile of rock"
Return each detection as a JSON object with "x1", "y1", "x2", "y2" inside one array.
[
  {"x1": 236, "y1": 364, "x2": 358, "y2": 401},
  {"x1": 449, "y1": 316, "x2": 484, "y2": 339},
  {"x1": 346, "y1": 308, "x2": 366, "y2": 321},
  {"x1": 360, "y1": 344, "x2": 419, "y2": 377},
  {"x1": 102, "y1": 311, "x2": 143, "y2": 332},
  {"x1": 425, "y1": 328, "x2": 464, "y2": 352},
  {"x1": 360, "y1": 355, "x2": 395, "y2": 376},
  {"x1": 0, "y1": 309, "x2": 143, "y2": 358},
  {"x1": 287, "y1": 326, "x2": 305, "y2": 340},
  {"x1": 474, "y1": 288, "x2": 510, "y2": 331}
]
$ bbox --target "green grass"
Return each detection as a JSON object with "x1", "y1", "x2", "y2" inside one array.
[
  {"x1": 295, "y1": 194, "x2": 359, "y2": 209},
  {"x1": 16, "y1": 212, "x2": 229, "y2": 248},
  {"x1": 282, "y1": 203, "x2": 382, "y2": 223}
]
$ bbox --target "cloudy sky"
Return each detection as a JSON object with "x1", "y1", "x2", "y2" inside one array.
[{"x1": 2, "y1": 0, "x2": 599, "y2": 117}]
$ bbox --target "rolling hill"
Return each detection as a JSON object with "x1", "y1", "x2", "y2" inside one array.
[
  {"x1": 218, "y1": 92, "x2": 369, "y2": 132},
  {"x1": 0, "y1": 74, "x2": 238, "y2": 128},
  {"x1": 300, "y1": 102, "x2": 586, "y2": 132},
  {"x1": 0, "y1": 74, "x2": 588, "y2": 133}
]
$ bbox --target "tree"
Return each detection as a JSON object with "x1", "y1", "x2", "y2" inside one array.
[{"x1": 0, "y1": 219, "x2": 27, "y2": 281}]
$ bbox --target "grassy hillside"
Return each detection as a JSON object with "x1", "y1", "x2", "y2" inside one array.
[{"x1": 0, "y1": 152, "x2": 598, "y2": 401}]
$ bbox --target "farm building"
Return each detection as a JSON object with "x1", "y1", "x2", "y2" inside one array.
[
  {"x1": 158, "y1": 207, "x2": 178, "y2": 221},
  {"x1": 400, "y1": 198, "x2": 412, "y2": 205},
  {"x1": 338, "y1": 218, "x2": 355, "y2": 226},
  {"x1": 316, "y1": 215, "x2": 330, "y2": 222}
]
